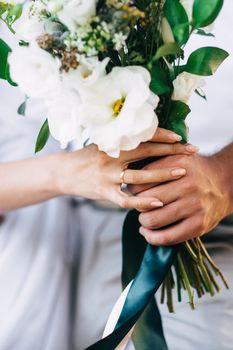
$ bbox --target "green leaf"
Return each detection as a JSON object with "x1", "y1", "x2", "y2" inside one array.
[
  {"x1": 149, "y1": 65, "x2": 172, "y2": 95},
  {"x1": 17, "y1": 97, "x2": 28, "y2": 116},
  {"x1": 185, "y1": 47, "x2": 229, "y2": 76},
  {"x1": 193, "y1": 0, "x2": 224, "y2": 29},
  {"x1": 167, "y1": 101, "x2": 191, "y2": 143},
  {"x1": 0, "y1": 38, "x2": 11, "y2": 80},
  {"x1": 35, "y1": 119, "x2": 50, "y2": 153},
  {"x1": 164, "y1": 0, "x2": 190, "y2": 45},
  {"x1": 5, "y1": 62, "x2": 17, "y2": 86},
  {"x1": 155, "y1": 43, "x2": 183, "y2": 60}
]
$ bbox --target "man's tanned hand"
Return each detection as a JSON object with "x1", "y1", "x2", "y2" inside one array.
[{"x1": 130, "y1": 143, "x2": 233, "y2": 246}]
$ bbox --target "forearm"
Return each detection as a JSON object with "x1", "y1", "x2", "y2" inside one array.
[{"x1": 0, "y1": 153, "x2": 61, "y2": 212}]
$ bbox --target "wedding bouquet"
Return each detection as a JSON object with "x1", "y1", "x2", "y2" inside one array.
[{"x1": 1, "y1": 0, "x2": 230, "y2": 348}]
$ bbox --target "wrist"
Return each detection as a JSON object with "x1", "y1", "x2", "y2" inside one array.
[{"x1": 48, "y1": 152, "x2": 72, "y2": 196}]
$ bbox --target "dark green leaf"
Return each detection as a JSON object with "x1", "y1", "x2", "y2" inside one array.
[
  {"x1": 164, "y1": 0, "x2": 190, "y2": 45},
  {"x1": 167, "y1": 101, "x2": 191, "y2": 143},
  {"x1": 185, "y1": 47, "x2": 229, "y2": 76},
  {"x1": 0, "y1": 38, "x2": 11, "y2": 80},
  {"x1": 155, "y1": 43, "x2": 183, "y2": 60},
  {"x1": 193, "y1": 0, "x2": 224, "y2": 29},
  {"x1": 35, "y1": 119, "x2": 50, "y2": 153},
  {"x1": 5, "y1": 62, "x2": 17, "y2": 86},
  {"x1": 149, "y1": 65, "x2": 172, "y2": 95}
]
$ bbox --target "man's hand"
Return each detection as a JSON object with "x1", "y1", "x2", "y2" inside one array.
[{"x1": 130, "y1": 146, "x2": 233, "y2": 246}]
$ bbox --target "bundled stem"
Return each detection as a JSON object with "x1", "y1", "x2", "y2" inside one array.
[{"x1": 161, "y1": 237, "x2": 229, "y2": 312}]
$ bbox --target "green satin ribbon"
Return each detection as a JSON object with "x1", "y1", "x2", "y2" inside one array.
[{"x1": 86, "y1": 210, "x2": 179, "y2": 350}]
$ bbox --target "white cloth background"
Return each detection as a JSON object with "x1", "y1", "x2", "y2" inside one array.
[{"x1": 0, "y1": 23, "x2": 72, "y2": 350}]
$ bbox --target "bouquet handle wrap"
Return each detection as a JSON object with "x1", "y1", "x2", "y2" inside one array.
[{"x1": 87, "y1": 210, "x2": 179, "y2": 350}]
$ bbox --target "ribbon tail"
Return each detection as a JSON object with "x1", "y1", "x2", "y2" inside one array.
[{"x1": 86, "y1": 210, "x2": 178, "y2": 350}]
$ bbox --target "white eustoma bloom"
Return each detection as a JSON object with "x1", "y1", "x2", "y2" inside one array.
[
  {"x1": 16, "y1": 2, "x2": 45, "y2": 41},
  {"x1": 79, "y1": 66, "x2": 159, "y2": 158},
  {"x1": 47, "y1": 90, "x2": 83, "y2": 148},
  {"x1": 172, "y1": 72, "x2": 205, "y2": 103},
  {"x1": 180, "y1": 0, "x2": 214, "y2": 33},
  {"x1": 55, "y1": 0, "x2": 96, "y2": 31},
  {"x1": 62, "y1": 57, "x2": 109, "y2": 92},
  {"x1": 9, "y1": 45, "x2": 61, "y2": 99}
]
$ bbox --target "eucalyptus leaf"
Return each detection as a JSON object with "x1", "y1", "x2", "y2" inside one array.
[
  {"x1": 155, "y1": 43, "x2": 183, "y2": 60},
  {"x1": 193, "y1": 0, "x2": 224, "y2": 29},
  {"x1": 17, "y1": 97, "x2": 28, "y2": 116},
  {"x1": 35, "y1": 119, "x2": 50, "y2": 153},
  {"x1": 185, "y1": 47, "x2": 229, "y2": 76},
  {"x1": 164, "y1": 0, "x2": 190, "y2": 45}
]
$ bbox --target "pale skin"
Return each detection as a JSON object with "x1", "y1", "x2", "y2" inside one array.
[
  {"x1": 130, "y1": 143, "x2": 233, "y2": 245},
  {"x1": 0, "y1": 128, "x2": 198, "y2": 212}
]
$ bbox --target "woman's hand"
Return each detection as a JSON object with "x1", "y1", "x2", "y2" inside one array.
[{"x1": 55, "y1": 128, "x2": 198, "y2": 210}]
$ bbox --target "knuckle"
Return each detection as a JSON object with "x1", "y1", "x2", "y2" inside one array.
[
  {"x1": 139, "y1": 213, "x2": 155, "y2": 228},
  {"x1": 158, "y1": 235, "x2": 172, "y2": 246},
  {"x1": 119, "y1": 197, "x2": 129, "y2": 209},
  {"x1": 145, "y1": 234, "x2": 156, "y2": 246},
  {"x1": 178, "y1": 155, "x2": 190, "y2": 167},
  {"x1": 195, "y1": 216, "x2": 205, "y2": 233}
]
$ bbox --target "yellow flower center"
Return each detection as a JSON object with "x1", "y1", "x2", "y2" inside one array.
[{"x1": 113, "y1": 97, "x2": 125, "y2": 117}]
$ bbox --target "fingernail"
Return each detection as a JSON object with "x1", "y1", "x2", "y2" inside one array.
[
  {"x1": 151, "y1": 201, "x2": 164, "y2": 207},
  {"x1": 171, "y1": 168, "x2": 186, "y2": 177},
  {"x1": 169, "y1": 133, "x2": 182, "y2": 142},
  {"x1": 186, "y1": 144, "x2": 199, "y2": 153}
]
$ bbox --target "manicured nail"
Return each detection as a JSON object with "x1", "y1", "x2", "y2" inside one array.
[
  {"x1": 171, "y1": 168, "x2": 186, "y2": 177},
  {"x1": 169, "y1": 132, "x2": 182, "y2": 142},
  {"x1": 186, "y1": 144, "x2": 199, "y2": 153},
  {"x1": 151, "y1": 201, "x2": 164, "y2": 207}
]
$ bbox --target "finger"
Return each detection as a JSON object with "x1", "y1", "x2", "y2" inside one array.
[
  {"x1": 129, "y1": 172, "x2": 188, "y2": 197},
  {"x1": 139, "y1": 215, "x2": 203, "y2": 246},
  {"x1": 138, "y1": 199, "x2": 191, "y2": 230},
  {"x1": 110, "y1": 188, "x2": 164, "y2": 210},
  {"x1": 121, "y1": 142, "x2": 198, "y2": 164},
  {"x1": 150, "y1": 128, "x2": 182, "y2": 143},
  {"x1": 123, "y1": 167, "x2": 186, "y2": 185}
]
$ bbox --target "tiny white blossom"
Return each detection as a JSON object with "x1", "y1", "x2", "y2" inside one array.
[{"x1": 113, "y1": 32, "x2": 127, "y2": 51}]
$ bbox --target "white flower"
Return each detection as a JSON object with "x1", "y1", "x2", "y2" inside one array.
[
  {"x1": 62, "y1": 57, "x2": 109, "y2": 93},
  {"x1": 47, "y1": 90, "x2": 83, "y2": 148},
  {"x1": 79, "y1": 66, "x2": 159, "y2": 158},
  {"x1": 113, "y1": 32, "x2": 127, "y2": 51},
  {"x1": 55, "y1": 0, "x2": 96, "y2": 31},
  {"x1": 16, "y1": 2, "x2": 45, "y2": 41},
  {"x1": 180, "y1": 0, "x2": 214, "y2": 33},
  {"x1": 9, "y1": 46, "x2": 61, "y2": 100},
  {"x1": 172, "y1": 72, "x2": 205, "y2": 103}
]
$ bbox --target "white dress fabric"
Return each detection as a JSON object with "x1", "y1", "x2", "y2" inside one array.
[
  {"x1": 0, "y1": 25, "x2": 72, "y2": 350},
  {"x1": 73, "y1": 1, "x2": 233, "y2": 349}
]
